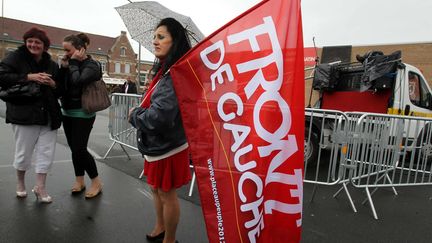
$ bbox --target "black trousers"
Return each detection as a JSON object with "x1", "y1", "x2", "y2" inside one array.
[{"x1": 63, "y1": 116, "x2": 98, "y2": 178}]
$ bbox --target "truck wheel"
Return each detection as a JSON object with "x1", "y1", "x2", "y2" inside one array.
[{"x1": 305, "y1": 127, "x2": 319, "y2": 166}]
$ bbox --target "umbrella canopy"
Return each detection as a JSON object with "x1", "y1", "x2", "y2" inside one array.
[{"x1": 116, "y1": 1, "x2": 205, "y2": 53}]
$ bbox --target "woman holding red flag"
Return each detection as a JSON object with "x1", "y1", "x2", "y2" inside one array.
[{"x1": 128, "y1": 17, "x2": 192, "y2": 243}]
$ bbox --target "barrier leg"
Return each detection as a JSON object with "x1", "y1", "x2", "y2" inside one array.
[
  {"x1": 365, "y1": 187, "x2": 379, "y2": 220},
  {"x1": 309, "y1": 184, "x2": 318, "y2": 203},
  {"x1": 362, "y1": 188, "x2": 379, "y2": 205},
  {"x1": 333, "y1": 185, "x2": 344, "y2": 198},
  {"x1": 342, "y1": 182, "x2": 357, "y2": 213},
  {"x1": 386, "y1": 174, "x2": 398, "y2": 195},
  {"x1": 139, "y1": 169, "x2": 144, "y2": 179},
  {"x1": 103, "y1": 141, "x2": 117, "y2": 159},
  {"x1": 333, "y1": 182, "x2": 357, "y2": 213},
  {"x1": 360, "y1": 173, "x2": 384, "y2": 205},
  {"x1": 103, "y1": 140, "x2": 132, "y2": 160},
  {"x1": 188, "y1": 171, "x2": 196, "y2": 197},
  {"x1": 361, "y1": 174, "x2": 398, "y2": 205},
  {"x1": 119, "y1": 144, "x2": 131, "y2": 160}
]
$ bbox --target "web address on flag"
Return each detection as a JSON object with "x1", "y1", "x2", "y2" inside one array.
[{"x1": 207, "y1": 158, "x2": 226, "y2": 242}]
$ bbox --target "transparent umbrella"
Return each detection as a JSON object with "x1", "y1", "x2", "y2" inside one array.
[{"x1": 115, "y1": 1, "x2": 205, "y2": 53}]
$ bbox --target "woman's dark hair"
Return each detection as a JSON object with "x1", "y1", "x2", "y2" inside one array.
[
  {"x1": 77, "y1": 33, "x2": 90, "y2": 48},
  {"x1": 152, "y1": 17, "x2": 191, "y2": 76},
  {"x1": 63, "y1": 33, "x2": 90, "y2": 50},
  {"x1": 23, "y1": 27, "x2": 51, "y2": 51}
]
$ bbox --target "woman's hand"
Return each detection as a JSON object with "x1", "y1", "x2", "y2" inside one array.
[
  {"x1": 43, "y1": 77, "x2": 56, "y2": 88},
  {"x1": 27, "y1": 73, "x2": 56, "y2": 88},
  {"x1": 128, "y1": 107, "x2": 136, "y2": 122},
  {"x1": 71, "y1": 48, "x2": 86, "y2": 61}
]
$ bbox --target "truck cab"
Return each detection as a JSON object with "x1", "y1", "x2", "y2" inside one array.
[{"x1": 392, "y1": 64, "x2": 432, "y2": 117}]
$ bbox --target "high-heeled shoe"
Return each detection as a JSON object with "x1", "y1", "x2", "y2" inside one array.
[
  {"x1": 85, "y1": 184, "x2": 102, "y2": 199},
  {"x1": 146, "y1": 231, "x2": 165, "y2": 241},
  {"x1": 16, "y1": 191, "x2": 27, "y2": 198},
  {"x1": 32, "y1": 186, "x2": 52, "y2": 203}
]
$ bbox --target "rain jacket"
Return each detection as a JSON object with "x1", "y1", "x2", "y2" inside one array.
[
  {"x1": 60, "y1": 56, "x2": 101, "y2": 110},
  {"x1": 129, "y1": 73, "x2": 187, "y2": 156},
  {"x1": 0, "y1": 45, "x2": 62, "y2": 130}
]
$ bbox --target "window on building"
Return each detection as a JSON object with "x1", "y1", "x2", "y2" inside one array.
[
  {"x1": 100, "y1": 61, "x2": 107, "y2": 73},
  {"x1": 125, "y1": 63, "x2": 130, "y2": 73},
  {"x1": 120, "y1": 47, "x2": 126, "y2": 56},
  {"x1": 115, "y1": 62, "x2": 121, "y2": 73}
]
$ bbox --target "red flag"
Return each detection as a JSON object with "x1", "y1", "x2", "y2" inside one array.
[{"x1": 171, "y1": 0, "x2": 304, "y2": 242}]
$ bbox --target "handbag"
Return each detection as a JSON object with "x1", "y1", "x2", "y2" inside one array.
[
  {"x1": 0, "y1": 82, "x2": 41, "y2": 102},
  {"x1": 81, "y1": 78, "x2": 111, "y2": 113}
]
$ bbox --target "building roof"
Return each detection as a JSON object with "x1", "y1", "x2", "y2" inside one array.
[{"x1": 1, "y1": 17, "x2": 117, "y2": 54}]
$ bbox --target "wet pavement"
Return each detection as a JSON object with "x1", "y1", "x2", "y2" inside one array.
[
  {"x1": 302, "y1": 183, "x2": 432, "y2": 243},
  {"x1": 1, "y1": 101, "x2": 432, "y2": 243},
  {"x1": 0, "y1": 103, "x2": 206, "y2": 243}
]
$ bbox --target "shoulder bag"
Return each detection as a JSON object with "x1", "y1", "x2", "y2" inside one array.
[{"x1": 81, "y1": 78, "x2": 111, "y2": 113}]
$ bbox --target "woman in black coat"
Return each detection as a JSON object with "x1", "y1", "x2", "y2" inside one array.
[
  {"x1": 0, "y1": 27, "x2": 62, "y2": 203},
  {"x1": 60, "y1": 33, "x2": 103, "y2": 199}
]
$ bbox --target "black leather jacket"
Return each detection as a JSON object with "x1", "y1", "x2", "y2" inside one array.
[
  {"x1": 0, "y1": 45, "x2": 62, "y2": 129},
  {"x1": 129, "y1": 73, "x2": 187, "y2": 156},
  {"x1": 60, "y1": 56, "x2": 101, "y2": 110}
]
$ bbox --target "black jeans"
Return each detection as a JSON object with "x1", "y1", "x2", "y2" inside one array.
[{"x1": 63, "y1": 116, "x2": 98, "y2": 178}]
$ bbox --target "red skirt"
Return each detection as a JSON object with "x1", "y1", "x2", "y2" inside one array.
[{"x1": 143, "y1": 148, "x2": 192, "y2": 192}]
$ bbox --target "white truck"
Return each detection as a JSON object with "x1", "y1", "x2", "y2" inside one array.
[{"x1": 305, "y1": 50, "x2": 432, "y2": 164}]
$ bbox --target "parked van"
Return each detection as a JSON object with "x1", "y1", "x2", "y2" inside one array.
[{"x1": 305, "y1": 51, "x2": 432, "y2": 164}]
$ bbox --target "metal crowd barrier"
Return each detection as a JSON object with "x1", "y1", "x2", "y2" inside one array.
[
  {"x1": 304, "y1": 108, "x2": 360, "y2": 211},
  {"x1": 104, "y1": 93, "x2": 142, "y2": 160},
  {"x1": 103, "y1": 93, "x2": 196, "y2": 197},
  {"x1": 305, "y1": 109, "x2": 432, "y2": 219},
  {"x1": 339, "y1": 112, "x2": 432, "y2": 219},
  {"x1": 304, "y1": 109, "x2": 348, "y2": 183}
]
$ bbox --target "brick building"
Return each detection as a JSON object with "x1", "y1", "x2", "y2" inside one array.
[{"x1": 0, "y1": 17, "x2": 153, "y2": 92}]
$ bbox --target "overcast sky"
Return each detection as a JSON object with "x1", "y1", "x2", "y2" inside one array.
[{"x1": 3, "y1": 0, "x2": 432, "y2": 60}]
